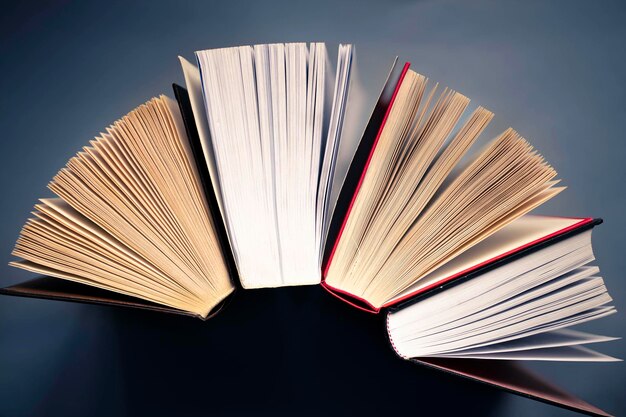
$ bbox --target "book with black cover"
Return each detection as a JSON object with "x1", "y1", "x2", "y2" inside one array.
[
  {"x1": 2, "y1": 85, "x2": 237, "y2": 319},
  {"x1": 320, "y1": 58, "x2": 591, "y2": 312},
  {"x1": 383, "y1": 219, "x2": 614, "y2": 417}
]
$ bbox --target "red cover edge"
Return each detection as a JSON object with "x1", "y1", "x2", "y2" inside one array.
[
  {"x1": 322, "y1": 62, "x2": 411, "y2": 279},
  {"x1": 320, "y1": 281, "x2": 380, "y2": 313},
  {"x1": 381, "y1": 216, "x2": 594, "y2": 308}
]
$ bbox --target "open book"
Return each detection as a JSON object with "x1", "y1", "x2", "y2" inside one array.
[
  {"x1": 2, "y1": 43, "x2": 619, "y2": 416},
  {"x1": 388, "y1": 227, "x2": 617, "y2": 362},
  {"x1": 186, "y1": 43, "x2": 361, "y2": 288},
  {"x1": 322, "y1": 60, "x2": 568, "y2": 310},
  {"x1": 386, "y1": 222, "x2": 618, "y2": 416},
  {"x1": 6, "y1": 89, "x2": 236, "y2": 319}
]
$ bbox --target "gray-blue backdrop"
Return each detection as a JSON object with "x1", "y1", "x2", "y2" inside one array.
[{"x1": 1, "y1": 1, "x2": 624, "y2": 416}]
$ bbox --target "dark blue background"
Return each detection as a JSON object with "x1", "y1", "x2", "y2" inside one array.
[{"x1": 1, "y1": 1, "x2": 625, "y2": 416}]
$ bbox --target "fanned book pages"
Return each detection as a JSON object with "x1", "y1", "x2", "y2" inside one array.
[
  {"x1": 190, "y1": 42, "x2": 361, "y2": 288},
  {"x1": 386, "y1": 224, "x2": 619, "y2": 417},
  {"x1": 0, "y1": 43, "x2": 620, "y2": 416},
  {"x1": 323, "y1": 60, "x2": 569, "y2": 311},
  {"x1": 6, "y1": 92, "x2": 236, "y2": 319},
  {"x1": 387, "y1": 226, "x2": 618, "y2": 362}
]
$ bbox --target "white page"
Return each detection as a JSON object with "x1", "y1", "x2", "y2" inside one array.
[
  {"x1": 195, "y1": 43, "x2": 356, "y2": 288},
  {"x1": 327, "y1": 51, "x2": 366, "y2": 225},
  {"x1": 196, "y1": 46, "x2": 282, "y2": 286},
  {"x1": 388, "y1": 230, "x2": 618, "y2": 360},
  {"x1": 389, "y1": 232, "x2": 595, "y2": 337},
  {"x1": 406, "y1": 280, "x2": 612, "y2": 356},
  {"x1": 317, "y1": 44, "x2": 354, "y2": 249},
  {"x1": 438, "y1": 329, "x2": 618, "y2": 355},
  {"x1": 430, "y1": 345, "x2": 620, "y2": 361}
]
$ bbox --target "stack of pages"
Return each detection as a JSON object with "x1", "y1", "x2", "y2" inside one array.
[{"x1": 2, "y1": 42, "x2": 618, "y2": 416}]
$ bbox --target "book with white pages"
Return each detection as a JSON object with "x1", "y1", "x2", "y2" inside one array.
[
  {"x1": 383, "y1": 218, "x2": 619, "y2": 416},
  {"x1": 182, "y1": 42, "x2": 366, "y2": 288},
  {"x1": 387, "y1": 220, "x2": 619, "y2": 355}
]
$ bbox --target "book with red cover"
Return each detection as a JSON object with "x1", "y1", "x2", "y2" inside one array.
[
  {"x1": 323, "y1": 214, "x2": 602, "y2": 313},
  {"x1": 320, "y1": 58, "x2": 611, "y2": 416},
  {"x1": 0, "y1": 84, "x2": 237, "y2": 320},
  {"x1": 320, "y1": 57, "x2": 601, "y2": 313}
]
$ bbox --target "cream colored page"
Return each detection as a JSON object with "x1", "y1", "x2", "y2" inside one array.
[
  {"x1": 389, "y1": 215, "x2": 582, "y2": 303},
  {"x1": 11, "y1": 96, "x2": 234, "y2": 318}
]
